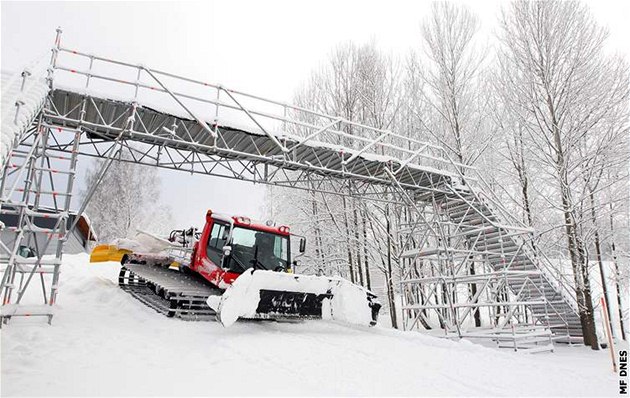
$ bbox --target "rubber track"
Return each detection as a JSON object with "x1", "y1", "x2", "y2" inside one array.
[
  {"x1": 118, "y1": 260, "x2": 346, "y2": 324},
  {"x1": 119, "y1": 261, "x2": 222, "y2": 321}
]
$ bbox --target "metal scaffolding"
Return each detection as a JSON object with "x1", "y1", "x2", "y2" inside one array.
[
  {"x1": 0, "y1": 29, "x2": 583, "y2": 346},
  {"x1": 0, "y1": 35, "x2": 80, "y2": 323}
]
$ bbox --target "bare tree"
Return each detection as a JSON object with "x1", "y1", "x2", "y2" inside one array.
[
  {"x1": 496, "y1": 0, "x2": 629, "y2": 349},
  {"x1": 81, "y1": 155, "x2": 173, "y2": 242},
  {"x1": 412, "y1": 2, "x2": 488, "y2": 327},
  {"x1": 414, "y1": 2, "x2": 488, "y2": 168},
  {"x1": 273, "y1": 41, "x2": 405, "y2": 326}
]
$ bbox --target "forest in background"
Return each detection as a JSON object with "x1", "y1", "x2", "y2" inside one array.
[{"x1": 262, "y1": 1, "x2": 629, "y2": 348}]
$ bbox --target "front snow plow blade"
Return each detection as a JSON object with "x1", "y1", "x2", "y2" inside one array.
[
  {"x1": 89, "y1": 244, "x2": 132, "y2": 263},
  {"x1": 207, "y1": 269, "x2": 381, "y2": 327}
]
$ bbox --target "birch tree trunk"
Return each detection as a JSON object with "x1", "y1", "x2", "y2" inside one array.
[{"x1": 609, "y1": 208, "x2": 627, "y2": 340}]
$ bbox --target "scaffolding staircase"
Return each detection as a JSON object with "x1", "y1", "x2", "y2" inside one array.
[
  {"x1": 403, "y1": 180, "x2": 582, "y2": 343},
  {"x1": 438, "y1": 188, "x2": 581, "y2": 338},
  {"x1": 0, "y1": 54, "x2": 81, "y2": 325}
]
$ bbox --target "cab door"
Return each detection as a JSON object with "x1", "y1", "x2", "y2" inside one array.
[{"x1": 205, "y1": 220, "x2": 230, "y2": 269}]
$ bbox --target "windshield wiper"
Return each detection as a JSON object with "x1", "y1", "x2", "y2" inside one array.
[{"x1": 229, "y1": 251, "x2": 249, "y2": 271}]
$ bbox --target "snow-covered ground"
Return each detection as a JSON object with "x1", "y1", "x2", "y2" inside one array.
[{"x1": 1, "y1": 254, "x2": 625, "y2": 396}]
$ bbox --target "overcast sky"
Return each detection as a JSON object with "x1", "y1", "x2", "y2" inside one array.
[{"x1": 2, "y1": 0, "x2": 628, "y2": 229}]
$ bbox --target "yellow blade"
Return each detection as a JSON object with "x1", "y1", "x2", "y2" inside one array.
[{"x1": 89, "y1": 244, "x2": 131, "y2": 263}]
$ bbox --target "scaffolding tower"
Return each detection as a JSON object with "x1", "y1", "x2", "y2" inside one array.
[
  {"x1": 0, "y1": 30, "x2": 583, "y2": 347},
  {"x1": 0, "y1": 36, "x2": 81, "y2": 323}
]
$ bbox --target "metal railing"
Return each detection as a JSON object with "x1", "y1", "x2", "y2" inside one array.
[{"x1": 50, "y1": 33, "x2": 474, "y2": 180}]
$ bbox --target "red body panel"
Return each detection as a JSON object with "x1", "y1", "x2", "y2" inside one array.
[{"x1": 189, "y1": 210, "x2": 290, "y2": 289}]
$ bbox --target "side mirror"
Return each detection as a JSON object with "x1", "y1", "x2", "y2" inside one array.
[
  {"x1": 222, "y1": 245, "x2": 232, "y2": 257},
  {"x1": 299, "y1": 237, "x2": 306, "y2": 253}
]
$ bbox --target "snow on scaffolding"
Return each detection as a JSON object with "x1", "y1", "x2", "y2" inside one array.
[
  {"x1": 52, "y1": 81, "x2": 459, "y2": 181},
  {"x1": 1, "y1": 58, "x2": 49, "y2": 167},
  {"x1": 49, "y1": 43, "x2": 464, "y2": 180}
]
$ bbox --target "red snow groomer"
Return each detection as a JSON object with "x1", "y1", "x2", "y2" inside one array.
[{"x1": 90, "y1": 210, "x2": 381, "y2": 327}]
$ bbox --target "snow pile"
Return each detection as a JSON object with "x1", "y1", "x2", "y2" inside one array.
[
  {"x1": 208, "y1": 269, "x2": 375, "y2": 327},
  {"x1": 1, "y1": 58, "x2": 49, "y2": 166},
  {"x1": 112, "y1": 229, "x2": 175, "y2": 254},
  {"x1": 1, "y1": 254, "x2": 624, "y2": 396}
]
